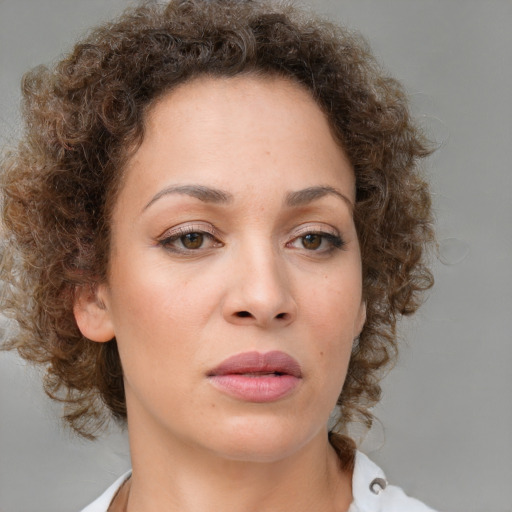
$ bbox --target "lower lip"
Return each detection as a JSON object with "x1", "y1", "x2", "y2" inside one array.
[{"x1": 208, "y1": 374, "x2": 301, "y2": 402}]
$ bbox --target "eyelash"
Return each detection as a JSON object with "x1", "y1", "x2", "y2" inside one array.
[{"x1": 157, "y1": 225, "x2": 345, "y2": 255}]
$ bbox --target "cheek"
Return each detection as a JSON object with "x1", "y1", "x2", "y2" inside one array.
[
  {"x1": 299, "y1": 271, "x2": 361, "y2": 381},
  {"x1": 109, "y1": 253, "x2": 218, "y2": 326},
  {"x1": 105, "y1": 256, "x2": 228, "y2": 378},
  {"x1": 303, "y1": 271, "x2": 362, "y2": 335}
]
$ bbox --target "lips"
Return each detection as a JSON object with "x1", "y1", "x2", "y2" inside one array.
[{"x1": 207, "y1": 351, "x2": 302, "y2": 402}]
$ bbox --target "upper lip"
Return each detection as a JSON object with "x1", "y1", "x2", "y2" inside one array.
[{"x1": 207, "y1": 351, "x2": 302, "y2": 378}]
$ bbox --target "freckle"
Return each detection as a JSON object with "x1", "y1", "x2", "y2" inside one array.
[{"x1": 320, "y1": 351, "x2": 324, "y2": 356}]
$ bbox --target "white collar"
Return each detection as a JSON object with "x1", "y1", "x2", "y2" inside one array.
[
  {"x1": 349, "y1": 451, "x2": 436, "y2": 512},
  {"x1": 349, "y1": 451, "x2": 388, "y2": 512}
]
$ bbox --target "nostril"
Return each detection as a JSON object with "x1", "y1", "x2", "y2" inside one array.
[{"x1": 232, "y1": 311, "x2": 291, "y2": 321}]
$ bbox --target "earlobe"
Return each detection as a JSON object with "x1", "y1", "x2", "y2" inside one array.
[{"x1": 73, "y1": 283, "x2": 115, "y2": 343}]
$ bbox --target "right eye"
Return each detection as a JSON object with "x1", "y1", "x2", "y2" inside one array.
[{"x1": 158, "y1": 225, "x2": 223, "y2": 254}]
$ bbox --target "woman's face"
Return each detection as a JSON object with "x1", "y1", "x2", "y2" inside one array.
[{"x1": 78, "y1": 75, "x2": 365, "y2": 462}]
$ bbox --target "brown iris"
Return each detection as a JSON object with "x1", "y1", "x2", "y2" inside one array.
[
  {"x1": 302, "y1": 234, "x2": 322, "y2": 250},
  {"x1": 182, "y1": 232, "x2": 204, "y2": 249}
]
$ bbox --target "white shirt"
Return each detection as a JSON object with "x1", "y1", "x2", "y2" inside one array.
[{"x1": 81, "y1": 451, "x2": 436, "y2": 512}]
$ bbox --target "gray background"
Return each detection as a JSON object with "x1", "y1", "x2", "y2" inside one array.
[{"x1": 0, "y1": 1, "x2": 511, "y2": 511}]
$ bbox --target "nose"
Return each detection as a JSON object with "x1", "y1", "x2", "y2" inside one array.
[{"x1": 222, "y1": 242, "x2": 297, "y2": 328}]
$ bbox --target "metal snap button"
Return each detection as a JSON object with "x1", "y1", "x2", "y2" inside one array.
[{"x1": 369, "y1": 477, "x2": 387, "y2": 495}]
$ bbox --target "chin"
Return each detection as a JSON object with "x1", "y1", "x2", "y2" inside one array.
[{"x1": 204, "y1": 415, "x2": 322, "y2": 463}]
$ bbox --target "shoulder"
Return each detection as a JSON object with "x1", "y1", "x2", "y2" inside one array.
[
  {"x1": 349, "y1": 451, "x2": 437, "y2": 512},
  {"x1": 80, "y1": 471, "x2": 132, "y2": 512}
]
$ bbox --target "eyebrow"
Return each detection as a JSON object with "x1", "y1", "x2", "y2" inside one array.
[
  {"x1": 143, "y1": 183, "x2": 353, "y2": 212},
  {"x1": 143, "y1": 184, "x2": 234, "y2": 211},
  {"x1": 285, "y1": 186, "x2": 353, "y2": 209}
]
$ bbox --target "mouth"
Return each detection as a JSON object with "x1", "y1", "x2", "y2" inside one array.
[
  {"x1": 207, "y1": 351, "x2": 302, "y2": 403},
  {"x1": 208, "y1": 350, "x2": 302, "y2": 378}
]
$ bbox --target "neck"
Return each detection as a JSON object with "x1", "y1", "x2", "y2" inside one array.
[{"x1": 121, "y1": 417, "x2": 353, "y2": 512}]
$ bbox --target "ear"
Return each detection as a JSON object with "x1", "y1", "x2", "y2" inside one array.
[
  {"x1": 73, "y1": 283, "x2": 115, "y2": 343},
  {"x1": 355, "y1": 300, "x2": 367, "y2": 337}
]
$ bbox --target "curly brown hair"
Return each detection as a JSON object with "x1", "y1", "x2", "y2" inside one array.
[{"x1": 0, "y1": 0, "x2": 434, "y2": 459}]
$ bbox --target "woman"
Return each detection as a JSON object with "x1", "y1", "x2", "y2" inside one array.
[{"x1": 0, "y1": 1, "x2": 436, "y2": 510}]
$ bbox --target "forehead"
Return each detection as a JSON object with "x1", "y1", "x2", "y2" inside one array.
[
  {"x1": 120, "y1": 74, "x2": 355, "y2": 208},
  {"x1": 147, "y1": 73, "x2": 323, "y2": 124}
]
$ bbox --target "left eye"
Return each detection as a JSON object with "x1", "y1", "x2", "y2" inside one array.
[{"x1": 288, "y1": 232, "x2": 345, "y2": 252}]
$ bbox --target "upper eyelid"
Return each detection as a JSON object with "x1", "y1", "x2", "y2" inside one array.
[
  {"x1": 289, "y1": 223, "x2": 340, "y2": 238},
  {"x1": 158, "y1": 222, "x2": 219, "y2": 240}
]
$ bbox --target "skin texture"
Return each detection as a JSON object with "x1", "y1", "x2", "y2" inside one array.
[{"x1": 74, "y1": 75, "x2": 366, "y2": 512}]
